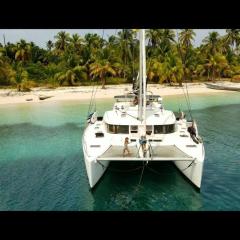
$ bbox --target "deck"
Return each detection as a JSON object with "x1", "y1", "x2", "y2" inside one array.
[{"x1": 97, "y1": 145, "x2": 194, "y2": 161}]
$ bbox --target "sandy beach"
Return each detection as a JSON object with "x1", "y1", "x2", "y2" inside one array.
[{"x1": 0, "y1": 82, "x2": 237, "y2": 105}]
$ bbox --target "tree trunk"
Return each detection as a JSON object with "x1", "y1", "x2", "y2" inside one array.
[
  {"x1": 101, "y1": 77, "x2": 106, "y2": 89},
  {"x1": 212, "y1": 67, "x2": 216, "y2": 82}
]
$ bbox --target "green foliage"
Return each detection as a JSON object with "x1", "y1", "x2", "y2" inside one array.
[
  {"x1": 0, "y1": 58, "x2": 16, "y2": 85},
  {"x1": 25, "y1": 63, "x2": 48, "y2": 82},
  {"x1": 106, "y1": 77, "x2": 127, "y2": 85},
  {"x1": 1, "y1": 29, "x2": 240, "y2": 89}
]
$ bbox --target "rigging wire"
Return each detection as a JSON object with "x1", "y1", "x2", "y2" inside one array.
[
  {"x1": 87, "y1": 29, "x2": 105, "y2": 117},
  {"x1": 176, "y1": 30, "x2": 193, "y2": 121}
]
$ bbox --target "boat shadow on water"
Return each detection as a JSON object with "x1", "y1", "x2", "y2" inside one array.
[{"x1": 89, "y1": 161, "x2": 203, "y2": 210}]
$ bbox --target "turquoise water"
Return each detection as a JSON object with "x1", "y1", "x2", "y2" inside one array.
[{"x1": 0, "y1": 92, "x2": 239, "y2": 210}]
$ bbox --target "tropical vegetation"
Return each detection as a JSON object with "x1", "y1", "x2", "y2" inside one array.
[{"x1": 1, "y1": 29, "x2": 240, "y2": 91}]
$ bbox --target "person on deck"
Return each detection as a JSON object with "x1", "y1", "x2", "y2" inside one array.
[
  {"x1": 123, "y1": 137, "x2": 131, "y2": 156},
  {"x1": 133, "y1": 95, "x2": 138, "y2": 106},
  {"x1": 188, "y1": 121, "x2": 200, "y2": 144},
  {"x1": 140, "y1": 136, "x2": 148, "y2": 157}
]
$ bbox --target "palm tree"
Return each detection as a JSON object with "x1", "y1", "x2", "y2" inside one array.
[
  {"x1": 146, "y1": 29, "x2": 161, "y2": 48},
  {"x1": 0, "y1": 57, "x2": 16, "y2": 85},
  {"x1": 178, "y1": 29, "x2": 196, "y2": 82},
  {"x1": 46, "y1": 40, "x2": 54, "y2": 51},
  {"x1": 163, "y1": 53, "x2": 184, "y2": 86},
  {"x1": 82, "y1": 33, "x2": 105, "y2": 66},
  {"x1": 3, "y1": 42, "x2": 17, "y2": 62},
  {"x1": 147, "y1": 57, "x2": 165, "y2": 83},
  {"x1": 179, "y1": 29, "x2": 196, "y2": 51},
  {"x1": 203, "y1": 31, "x2": 221, "y2": 55},
  {"x1": 90, "y1": 60, "x2": 116, "y2": 89},
  {"x1": 146, "y1": 29, "x2": 162, "y2": 58},
  {"x1": 54, "y1": 65, "x2": 87, "y2": 86},
  {"x1": 225, "y1": 29, "x2": 240, "y2": 53},
  {"x1": 69, "y1": 34, "x2": 84, "y2": 54},
  {"x1": 204, "y1": 53, "x2": 229, "y2": 81},
  {"x1": 158, "y1": 29, "x2": 176, "y2": 57},
  {"x1": 116, "y1": 29, "x2": 135, "y2": 79},
  {"x1": 15, "y1": 39, "x2": 31, "y2": 62},
  {"x1": 54, "y1": 31, "x2": 70, "y2": 51}
]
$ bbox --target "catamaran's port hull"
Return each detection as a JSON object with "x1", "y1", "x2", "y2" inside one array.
[{"x1": 83, "y1": 152, "x2": 109, "y2": 189}]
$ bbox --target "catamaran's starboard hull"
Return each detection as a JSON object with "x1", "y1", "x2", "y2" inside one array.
[{"x1": 174, "y1": 159, "x2": 204, "y2": 189}]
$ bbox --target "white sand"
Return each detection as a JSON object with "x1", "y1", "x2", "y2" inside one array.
[{"x1": 0, "y1": 83, "x2": 232, "y2": 105}]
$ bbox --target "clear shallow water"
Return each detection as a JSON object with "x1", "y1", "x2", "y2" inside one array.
[{"x1": 0, "y1": 92, "x2": 239, "y2": 210}]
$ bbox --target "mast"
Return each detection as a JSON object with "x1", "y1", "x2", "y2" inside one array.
[
  {"x1": 142, "y1": 29, "x2": 146, "y2": 134},
  {"x1": 138, "y1": 30, "x2": 143, "y2": 121},
  {"x1": 138, "y1": 29, "x2": 147, "y2": 135}
]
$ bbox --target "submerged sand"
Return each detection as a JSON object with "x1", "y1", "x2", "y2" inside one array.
[{"x1": 0, "y1": 82, "x2": 234, "y2": 105}]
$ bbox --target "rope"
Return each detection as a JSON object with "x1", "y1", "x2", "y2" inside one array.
[
  {"x1": 116, "y1": 107, "x2": 139, "y2": 120},
  {"x1": 180, "y1": 160, "x2": 194, "y2": 172},
  {"x1": 138, "y1": 161, "x2": 147, "y2": 185}
]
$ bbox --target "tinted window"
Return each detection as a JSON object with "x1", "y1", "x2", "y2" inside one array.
[
  {"x1": 165, "y1": 124, "x2": 175, "y2": 133},
  {"x1": 118, "y1": 125, "x2": 129, "y2": 134},
  {"x1": 107, "y1": 124, "x2": 116, "y2": 133},
  {"x1": 154, "y1": 124, "x2": 175, "y2": 134},
  {"x1": 154, "y1": 125, "x2": 164, "y2": 134},
  {"x1": 146, "y1": 125, "x2": 153, "y2": 135},
  {"x1": 107, "y1": 124, "x2": 129, "y2": 134},
  {"x1": 130, "y1": 125, "x2": 138, "y2": 133}
]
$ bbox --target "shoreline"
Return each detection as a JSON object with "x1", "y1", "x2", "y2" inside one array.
[{"x1": 0, "y1": 82, "x2": 236, "y2": 105}]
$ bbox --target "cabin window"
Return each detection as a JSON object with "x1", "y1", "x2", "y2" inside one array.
[
  {"x1": 107, "y1": 124, "x2": 129, "y2": 134},
  {"x1": 118, "y1": 125, "x2": 129, "y2": 134},
  {"x1": 130, "y1": 125, "x2": 138, "y2": 133},
  {"x1": 165, "y1": 124, "x2": 175, "y2": 133},
  {"x1": 146, "y1": 125, "x2": 153, "y2": 135},
  {"x1": 95, "y1": 132, "x2": 104, "y2": 137},
  {"x1": 97, "y1": 116, "x2": 103, "y2": 121},
  {"x1": 107, "y1": 124, "x2": 116, "y2": 134},
  {"x1": 154, "y1": 124, "x2": 175, "y2": 134},
  {"x1": 154, "y1": 125, "x2": 164, "y2": 134}
]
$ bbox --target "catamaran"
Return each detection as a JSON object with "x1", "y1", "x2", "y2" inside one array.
[{"x1": 82, "y1": 29, "x2": 205, "y2": 189}]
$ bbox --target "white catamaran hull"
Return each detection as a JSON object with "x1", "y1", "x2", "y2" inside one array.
[
  {"x1": 174, "y1": 158, "x2": 204, "y2": 189},
  {"x1": 83, "y1": 156, "x2": 204, "y2": 189},
  {"x1": 83, "y1": 154, "x2": 109, "y2": 188},
  {"x1": 82, "y1": 141, "x2": 109, "y2": 188},
  {"x1": 83, "y1": 140, "x2": 205, "y2": 189}
]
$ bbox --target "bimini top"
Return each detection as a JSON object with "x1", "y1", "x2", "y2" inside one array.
[{"x1": 114, "y1": 94, "x2": 162, "y2": 102}]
